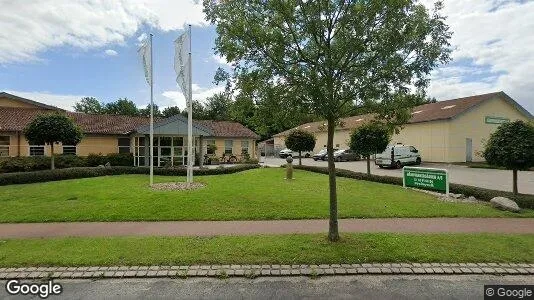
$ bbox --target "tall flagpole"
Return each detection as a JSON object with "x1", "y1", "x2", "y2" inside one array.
[
  {"x1": 187, "y1": 25, "x2": 193, "y2": 183},
  {"x1": 149, "y1": 33, "x2": 154, "y2": 186}
]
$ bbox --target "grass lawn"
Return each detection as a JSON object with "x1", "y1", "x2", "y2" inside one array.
[
  {"x1": 0, "y1": 168, "x2": 532, "y2": 223},
  {"x1": 1, "y1": 233, "x2": 533, "y2": 266}
]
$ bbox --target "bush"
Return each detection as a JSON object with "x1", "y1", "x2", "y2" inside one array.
[
  {"x1": 0, "y1": 156, "x2": 87, "y2": 173},
  {"x1": 86, "y1": 153, "x2": 105, "y2": 167},
  {"x1": 105, "y1": 153, "x2": 134, "y2": 166},
  {"x1": 293, "y1": 165, "x2": 534, "y2": 209},
  {"x1": 0, "y1": 164, "x2": 260, "y2": 186}
]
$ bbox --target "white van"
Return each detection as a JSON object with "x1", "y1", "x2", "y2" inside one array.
[{"x1": 375, "y1": 144, "x2": 421, "y2": 169}]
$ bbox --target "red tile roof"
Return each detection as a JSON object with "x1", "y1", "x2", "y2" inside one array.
[
  {"x1": 0, "y1": 108, "x2": 153, "y2": 134},
  {"x1": 0, "y1": 107, "x2": 260, "y2": 139},
  {"x1": 196, "y1": 120, "x2": 260, "y2": 139},
  {"x1": 274, "y1": 91, "x2": 530, "y2": 137}
]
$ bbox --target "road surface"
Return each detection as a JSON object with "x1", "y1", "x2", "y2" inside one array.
[
  {"x1": 263, "y1": 157, "x2": 534, "y2": 194},
  {"x1": 2, "y1": 275, "x2": 533, "y2": 299}
]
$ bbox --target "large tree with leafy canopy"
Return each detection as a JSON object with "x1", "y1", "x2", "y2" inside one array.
[
  {"x1": 23, "y1": 114, "x2": 84, "y2": 170},
  {"x1": 204, "y1": 0, "x2": 451, "y2": 241},
  {"x1": 73, "y1": 97, "x2": 103, "y2": 114},
  {"x1": 483, "y1": 120, "x2": 534, "y2": 195}
]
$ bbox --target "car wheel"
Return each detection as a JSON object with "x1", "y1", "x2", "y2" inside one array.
[
  {"x1": 313, "y1": 158, "x2": 318, "y2": 161},
  {"x1": 395, "y1": 161, "x2": 402, "y2": 169},
  {"x1": 416, "y1": 157, "x2": 421, "y2": 165},
  {"x1": 321, "y1": 157, "x2": 326, "y2": 161},
  {"x1": 378, "y1": 165, "x2": 384, "y2": 169},
  {"x1": 304, "y1": 153, "x2": 311, "y2": 158}
]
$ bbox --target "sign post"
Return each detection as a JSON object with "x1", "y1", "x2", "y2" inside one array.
[{"x1": 403, "y1": 166, "x2": 449, "y2": 195}]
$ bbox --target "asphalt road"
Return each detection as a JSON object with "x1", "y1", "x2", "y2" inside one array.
[
  {"x1": 263, "y1": 157, "x2": 534, "y2": 195},
  {"x1": 2, "y1": 275, "x2": 533, "y2": 299}
]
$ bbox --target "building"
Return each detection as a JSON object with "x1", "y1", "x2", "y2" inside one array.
[
  {"x1": 273, "y1": 91, "x2": 533, "y2": 163},
  {"x1": 0, "y1": 92, "x2": 259, "y2": 166}
]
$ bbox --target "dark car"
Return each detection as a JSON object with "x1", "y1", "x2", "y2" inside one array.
[
  {"x1": 333, "y1": 149, "x2": 360, "y2": 162},
  {"x1": 312, "y1": 148, "x2": 339, "y2": 161}
]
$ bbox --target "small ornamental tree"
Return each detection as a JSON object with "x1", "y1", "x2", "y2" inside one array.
[
  {"x1": 23, "y1": 114, "x2": 84, "y2": 170},
  {"x1": 349, "y1": 122, "x2": 391, "y2": 175},
  {"x1": 285, "y1": 130, "x2": 316, "y2": 165},
  {"x1": 483, "y1": 120, "x2": 534, "y2": 195}
]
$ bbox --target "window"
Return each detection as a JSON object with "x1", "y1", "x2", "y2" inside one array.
[
  {"x1": 62, "y1": 146, "x2": 76, "y2": 155},
  {"x1": 241, "y1": 140, "x2": 249, "y2": 155},
  {"x1": 206, "y1": 139, "x2": 216, "y2": 155},
  {"x1": 224, "y1": 140, "x2": 233, "y2": 154},
  {"x1": 0, "y1": 136, "x2": 9, "y2": 157},
  {"x1": 118, "y1": 138, "x2": 131, "y2": 153},
  {"x1": 134, "y1": 137, "x2": 145, "y2": 166},
  {"x1": 29, "y1": 143, "x2": 45, "y2": 156}
]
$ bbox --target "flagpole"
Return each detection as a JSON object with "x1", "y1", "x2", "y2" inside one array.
[
  {"x1": 149, "y1": 33, "x2": 154, "y2": 186},
  {"x1": 187, "y1": 24, "x2": 193, "y2": 183}
]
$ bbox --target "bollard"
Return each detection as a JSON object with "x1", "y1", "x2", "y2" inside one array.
[{"x1": 285, "y1": 156, "x2": 294, "y2": 180}]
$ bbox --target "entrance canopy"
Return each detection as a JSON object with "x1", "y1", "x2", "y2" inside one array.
[{"x1": 134, "y1": 114, "x2": 212, "y2": 136}]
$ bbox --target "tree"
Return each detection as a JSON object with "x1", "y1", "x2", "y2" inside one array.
[
  {"x1": 349, "y1": 122, "x2": 391, "y2": 175},
  {"x1": 73, "y1": 97, "x2": 103, "y2": 114},
  {"x1": 139, "y1": 103, "x2": 162, "y2": 118},
  {"x1": 483, "y1": 120, "x2": 534, "y2": 195},
  {"x1": 162, "y1": 106, "x2": 182, "y2": 118},
  {"x1": 103, "y1": 98, "x2": 139, "y2": 116},
  {"x1": 284, "y1": 130, "x2": 316, "y2": 165},
  {"x1": 205, "y1": 0, "x2": 451, "y2": 241},
  {"x1": 205, "y1": 92, "x2": 232, "y2": 120},
  {"x1": 181, "y1": 100, "x2": 210, "y2": 120},
  {"x1": 23, "y1": 113, "x2": 83, "y2": 170}
]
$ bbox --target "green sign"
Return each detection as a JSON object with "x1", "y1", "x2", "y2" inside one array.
[
  {"x1": 403, "y1": 167, "x2": 449, "y2": 194},
  {"x1": 485, "y1": 116, "x2": 509, "y2": 124}
]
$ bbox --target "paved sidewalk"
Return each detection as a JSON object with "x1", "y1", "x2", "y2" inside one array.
[
  {"x1": 1, "y1": 218, "x2": 534, "y2": 238},
  {"x1": 1, "y1": 263, "x2": 533, "y2": 280}
]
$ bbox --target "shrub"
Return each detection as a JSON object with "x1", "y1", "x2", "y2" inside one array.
[
  {"x1": 0, "y1": 156, "x2": 87, "y2": 173},
  {"x1": 293, "y1": 165, "x2": 534, "y2": 209},
  {"x1": 105, "y1": 153, "x2": 134, "y2": 166},
  {"x1": 0, "y1": 164, "x2": 260, "y2": 186},
  {"x1": 86, "y1": 153, "x2": 106, "y2": 167}
]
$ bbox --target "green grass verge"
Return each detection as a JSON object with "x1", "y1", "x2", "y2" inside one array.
[
  {"x1": 0, "y1": 168, "x2": 532, "y2": 223},
  {"x1": 1, "y1": 233, "x2": 533, "y2": 266}
]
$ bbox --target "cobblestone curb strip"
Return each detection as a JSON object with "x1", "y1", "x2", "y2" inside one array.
[{"x1": 1, "y1": 263, "x2": 534, "y2": 280}]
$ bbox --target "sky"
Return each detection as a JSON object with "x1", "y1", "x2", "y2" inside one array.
[{"x1": 0, "y1": 0, "x2": 533, "y2": 115}]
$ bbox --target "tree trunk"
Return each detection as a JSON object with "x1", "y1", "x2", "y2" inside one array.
[
  {"x1": 366, "y1": 156, "x2": 371, "y2": 175},
  {"x1": 50, "y1": 144, "x2": 55, "y2": 170},
  {"x1": 299, "y1": 151, "x2": 302, "y2": 166},
  {"x1": 326, "y1": 119, "x2": 339, "y2": 242},
  {"x1": 513, "y1": 169, "x2": 518, "y2": 195}
]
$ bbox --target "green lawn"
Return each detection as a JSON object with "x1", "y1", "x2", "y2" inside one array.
[
  {"x1": 1, "y1": 233, "x2": 533, "y2": 266},
  {"x1": 0, "y1": 168, "x2": 532, "y2": 223}
]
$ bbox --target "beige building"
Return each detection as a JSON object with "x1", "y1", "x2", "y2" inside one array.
[
  {"x1": 0, "y1": 92, "x2": 259, "y2": 166},
  {"x1": 273, "y1": 92, "x2": 533, "y2": 163}
]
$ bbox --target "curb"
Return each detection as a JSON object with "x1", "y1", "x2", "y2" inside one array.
[{"x1": 1, "y1": 263, "x2": 533, "y2": 280}]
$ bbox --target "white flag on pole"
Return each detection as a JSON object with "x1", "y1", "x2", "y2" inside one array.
[
  {"x1": 138, "y1": 38, "x2": 152, "y2": 86},
  {"x1": 174, "y1": 31, "x2": 190, "y2": 101}
]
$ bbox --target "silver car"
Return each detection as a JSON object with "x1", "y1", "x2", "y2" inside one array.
[{"x1": 333, "y1": 149, "x2": 360, "y2": 162}]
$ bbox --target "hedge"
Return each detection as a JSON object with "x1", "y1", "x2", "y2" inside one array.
[
  {"x1": 0, "y1": 153, "x2": 134, "y2": 173},
  {"x1": 0, "y1": 164, "x2": 260, "y2": 186},
  {"x1": 293, "y1": 165, "x2": 534, "y2": 209}
]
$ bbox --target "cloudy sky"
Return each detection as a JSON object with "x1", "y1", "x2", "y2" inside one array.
[{"x1": 0, "y1": 0, "x2": 533, "y2": 114}]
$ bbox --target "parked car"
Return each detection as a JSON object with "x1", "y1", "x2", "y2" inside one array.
[
  {"x1": 279, "y1": 148, "x2": 311, "y2": 158},
  {"x1": 375, "y1": 144, "x2": 421, "y2": 168},
  {"x1": 333, "y1": 149, "x2": 360, "y2": 162},
  {"x1": 312, "y1": 148, "x2": 338, "y2": 161}
]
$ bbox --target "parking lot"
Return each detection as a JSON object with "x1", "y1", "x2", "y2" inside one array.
[{"x1": 262, "y1": 157, "x2": 534, "y2": 195}]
